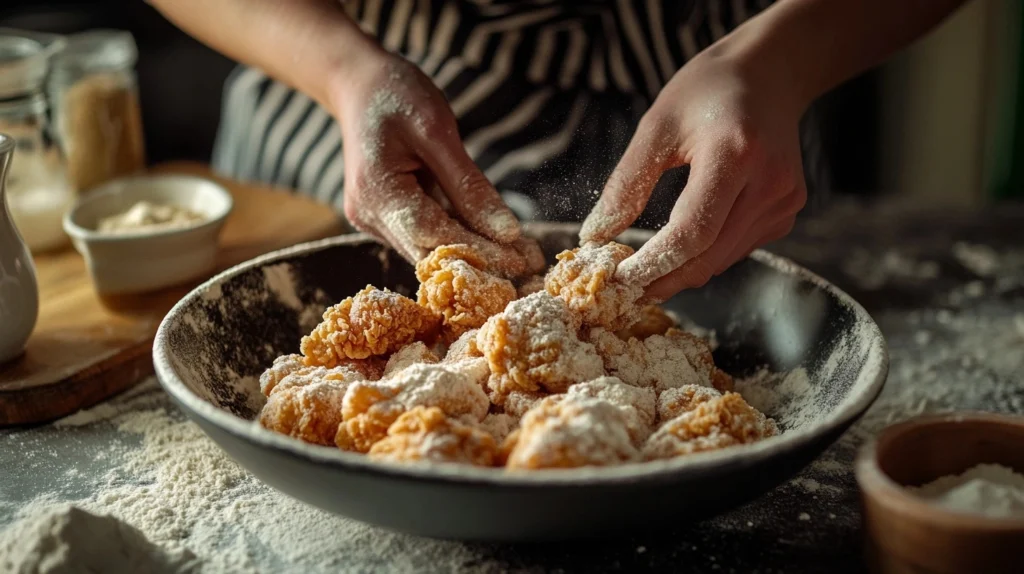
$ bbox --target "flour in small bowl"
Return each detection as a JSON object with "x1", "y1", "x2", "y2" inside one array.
[{"x1": 909, "y1": 464, "x2": 1024, "y2": 519}]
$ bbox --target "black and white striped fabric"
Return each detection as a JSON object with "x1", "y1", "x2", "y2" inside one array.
[{"x1": 212, "y1": 0, "x2": 823, "y2": 224}]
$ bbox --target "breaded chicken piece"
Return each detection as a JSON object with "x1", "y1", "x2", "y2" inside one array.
[
  {"x1": 615, "y1": 305, "x2": 678, "y2": 340},
  {"x1": 259, "y1": 354, "x2": 370, "y2": 396},
  {"x1": 416, "y1": 245, "x2": 517, "y2": 343},
  {"x1": 656, "y1": 384, "x2": 722, "y2": 423},
  {"x1": 586, "y1": 328, "x2": 733, "y2": 393},
  {"x1": 258, "y1": 380, "x2": 351, "y2": 446},
  {"x1": 442, "y1": 328, "x2": 482, "y2": 363},
  {"x1": 383, "y1": 342, "x2": 440, "y2": 378},
  {"x1": 368, "y1": 406, "x2": 498, "y2": 466},
  {"x1": 643, "y1": 393, "x2": 777, "y2": 459},
  {"x1": 301, "y1": 286, "x2": 441, "y2": 364},
  {"x1": 335, "y1": 363, "x2": 490, "y2": 453},
  {"x1": 505, "y1": 395, "x2": 639, "y2": 470},
  {"x1": 567, "y1": 377, "x2": 656, "y2": 445},
  {"x1": 476, "y1": 292, "x2": 604, "y2": 402},
  {"x1": 544, "y1": 242, "x2": 643, "y2": 331}
]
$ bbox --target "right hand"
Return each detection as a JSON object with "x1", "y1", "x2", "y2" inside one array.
[{"x1": 329, "y1": 48, "x2": 542, "y2": 278}]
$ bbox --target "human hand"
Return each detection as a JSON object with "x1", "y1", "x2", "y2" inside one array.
[
  {"x1": 580, "y1": 42, "x2": 807, "y2": 301},
  {"x1": 330, "y1": 50, "x2": 542, "y2": 278}
]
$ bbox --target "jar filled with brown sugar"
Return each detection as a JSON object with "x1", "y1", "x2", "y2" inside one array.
[{"x1": 49, "y1": 30, "x2": 145, "y2": 194}]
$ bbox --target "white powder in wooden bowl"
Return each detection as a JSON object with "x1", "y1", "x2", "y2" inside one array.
[{"x1": 909, "y1": 464, "x2": 1024, "y2": 519}]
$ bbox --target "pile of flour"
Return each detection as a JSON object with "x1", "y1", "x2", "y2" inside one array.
[
  {"x1": 0, "y1": 380, "x2": 501, "y2": 573},
  {"x1": 0, "y1": 505, "x2": 197, "y2": 574},
  {"x1": 911, "y1": 464, "x2": 1024, "y2": 519}
]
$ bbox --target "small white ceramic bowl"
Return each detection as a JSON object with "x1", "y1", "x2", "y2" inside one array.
[{"x1": 63, "y1": 174, "x2": 233, "y2": 295}]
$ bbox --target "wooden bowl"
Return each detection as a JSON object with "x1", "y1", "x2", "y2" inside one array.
[{"x1": 856, "y1": 412, "x2": 1024, "y2": 574}]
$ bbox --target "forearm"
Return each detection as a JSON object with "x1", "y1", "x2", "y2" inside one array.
[
  {"x1": 722, "y1": 0, "x2": 970, "y2": 112},
  {"x1": 147, "y1": 0, "x2": 381, "y2": 110}
]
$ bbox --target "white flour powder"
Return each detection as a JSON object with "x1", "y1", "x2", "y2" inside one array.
[
  {"x1": 910, "y1": 464, "x2": 1024, "y2": 518},
  {"x1": 0, "y1": 505, "x2": 198, "y2": 574},
  {"x1": 1, "y1": 381, "x2": 508, "y2": 574}
]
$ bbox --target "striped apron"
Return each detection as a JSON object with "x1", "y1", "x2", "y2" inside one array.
[{"x1": 212, "y1": 0, "x2": 826, "y2": 226}]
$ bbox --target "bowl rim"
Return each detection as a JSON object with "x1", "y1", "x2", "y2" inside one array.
[
  {"x1": 855, "y1": 411, "x2": 1024, "y2": 530},
  {"x1": 62, "y1": 173, "x2": 234, "y2": 243},
  {"x1": 153, "y1": 223, "x2": 890, "y2": 486}
]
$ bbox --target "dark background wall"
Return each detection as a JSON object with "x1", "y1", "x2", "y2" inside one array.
[{"x1": 1, "y1": 0, "x2": 883, "y2": 196}]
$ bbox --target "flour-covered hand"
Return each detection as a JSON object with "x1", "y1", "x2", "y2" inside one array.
[
  {"x1": 580, "y1": 41, "x2": 806, "y2": 301},
  {"x1": 331, "y1": 53, "x2": 536, "y2": 277}
]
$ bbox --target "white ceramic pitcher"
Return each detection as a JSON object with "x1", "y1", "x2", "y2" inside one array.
[{"x1": 0, "y1": 132, "x2": 39, "y2": 363}]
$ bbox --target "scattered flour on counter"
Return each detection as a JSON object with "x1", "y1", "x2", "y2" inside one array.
[
  {"x1": 2, "y1": 380, "x2": 515, "y2": 574},
  {"x1": 909, "y1": 464, "x2": 1024, "y2": 519},
  {"x1": 841, "y1": 248, "x2": 940, "y2": 290},
  {"x1": 0, "y1": 505, "x2": 199, "y2": 574}
]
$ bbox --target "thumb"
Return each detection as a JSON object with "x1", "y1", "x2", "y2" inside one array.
[
  {"x1": 580, "y1": 116, "x2": 679, "y2": 243},
  {"x1": 416, "y1": 127, "x2": 521, "y2": 244}
]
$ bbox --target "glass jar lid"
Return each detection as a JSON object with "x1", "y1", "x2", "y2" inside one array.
[
  {"x1": 0, "y1": 33, "x2": 48, "y2": 100},
  {"x1": 52, "y1": 29, "x2": 137, "y2": 76}
]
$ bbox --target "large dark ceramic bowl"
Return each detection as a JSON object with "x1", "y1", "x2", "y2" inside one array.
[{"x1": 153, "y1": 223, "x2": 888, "y2": 541}]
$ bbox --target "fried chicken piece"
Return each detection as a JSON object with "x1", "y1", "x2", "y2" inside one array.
[
  {"x1": 443, "y1": 328, "x2": 482, "y2": 363},
  {"x1": 415, "y1": 244, "x2": 487, "y2": 282},
  {"x1": 258, "y1": 380, "x2": 351, "y2": 446},
  {"x1": 662, "y1": 329, "x2": 734, "y2": 392},
  {"x1": 259, "y1": 354, "x2": 370, "y2": 397},
  {"x1": 416, "y1": 245, "x2": 517, "y2": 343},
  {"x1": 301, "y1": 286, "x2": 441, "y2": 364},
  {"x1": 368, "y1": 406, "x2": 498, "y2": 466},
  {"x1": 657, "y1": 385, "x2": 722, "y2": 423},
  {"x1": 446, "y1": 356, "x2": 491, "y2": 388},
  {"x1": 383, "y1": 342, "x2": 440, "y2": 377},
  {"x1": 544, "y1": 242, "x2": 643, "y2": 331},
  {"x1": 478, "y1": 413, "x2": 518, "y2": 444},
  {"x1": 516, "y1": 274, "x2": 546, "y2": 298},
  {"x1": 615, "y1": 305, "x2": 678, "y2": 340},
  {"x1": 505, "y1": 395, "x2": 640, "y2": 470},
  {"x1": 259, "y1": 354, "x2": 307, "y2": 396},
  {"x1": 567, "y1": 377, "x2": 656, "y2": 445},
  {"x1": 586, "y1": 327, "x2": 732, "y2": 393},
  {"x1": 476, "y1": 292, "x2": 604, "y2": 402},
  {"x1": 643, "y1": 393, "x2": 777, "y2": 459},
  {"x1": 501, "y1": 390, "x2": 548, "y2": 418},
  {"x1": 336, "y1": 363, "x2": 490, "y2": 452}
]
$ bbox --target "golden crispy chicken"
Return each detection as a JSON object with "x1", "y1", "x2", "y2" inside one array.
[
  {"x1": 643, "y1": 393, "x2": 777, "y2": 459},
  {"x1": 505, "y1": 395, "x2": 639, "y2": 470},
  {"x1": 258, "y1": 380, "x2": 351, "y2": 446},
  {"x1": 301, "y1": 286, "x2": 441, "y2": 364},
  {"x1": 544, "y1": 242, "x2": 643, "y2": 331},
  {"x1": 383, "y1": 342, "x2": 440, "y2": 378},
  {"x1": 443, "y1": 328, "x2": 482, "y2": 362},
  {"x1": 656, "y1": 384, "x2": 722, "y2": 423},
  {"x1": 476, "y1": 292, "x2": 604, "y2": 402},
  {"x1": 368, "y1": 406, "x2": 498, "y2": 466},
  {"x1": 259, "y1": 354, "x2": 371, "y2": 397},
  {"x1": 416, "y1": 245, "x2": 517, "y2": 343},
  {"x1": 586, "y1": 327, "x2": 733, "y2": 393},
  {"x1": 615, "y1": 305, "x2": 678, "y2": 340},
  {"x1": 335, "y1": 363, "x2": 490, "y2": 453},
  {"x1": 567, "y1": 377, "x2": 656, "y2": 445}
]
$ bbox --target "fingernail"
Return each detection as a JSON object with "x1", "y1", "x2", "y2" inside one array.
[{"x1": 488, "y1": 210, "x2": 520, "y2": 242}]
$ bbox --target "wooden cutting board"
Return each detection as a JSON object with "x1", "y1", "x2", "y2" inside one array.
[{"x1": 0, "y1": 162, "x2": 344, "y2": 426}]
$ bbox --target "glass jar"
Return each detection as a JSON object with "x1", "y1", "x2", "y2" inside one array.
[
  {"x1": 49, "y1": 30, "x2": 145, "y2": 194},
  {"x1": 0, "y1": 32, "x2": 74, "y2": 253}
]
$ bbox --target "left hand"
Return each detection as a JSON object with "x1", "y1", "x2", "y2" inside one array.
[{"x1": 580, "y1": 41, "x2": 807, "y2": 302}]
